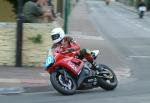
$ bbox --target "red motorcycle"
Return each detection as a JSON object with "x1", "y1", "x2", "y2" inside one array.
[{"x1": 44, "y1": 49, "x2": 118, "y2": 95}]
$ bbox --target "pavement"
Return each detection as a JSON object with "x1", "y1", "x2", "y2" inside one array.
[
  {"x1": 0, "y1": 0, "x2": 135, "y2": 95},
  {"x1": 0, "y1": 66, "x2": 52, "y2": 94}
]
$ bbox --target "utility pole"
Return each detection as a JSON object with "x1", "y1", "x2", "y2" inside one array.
[{"x1": 16, "y1": 0, "x2": 24, "y2": 67}]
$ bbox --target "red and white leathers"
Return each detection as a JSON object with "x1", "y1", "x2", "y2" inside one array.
[
  {"x1": 55, "y1": 41, "x2": 80, "y2": 53},
  {"x1": 51, "y1": 36, "x2": 94, "y2": 63}
]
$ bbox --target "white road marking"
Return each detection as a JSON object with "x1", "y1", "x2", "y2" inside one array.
[
  {"x1": 128, "y1": 56, "x2": 150, "y2": 58},
  {"x1": 131, "y1": 45, "x2": 150, "y2": 48},
  {"x1": 115, "y1": 67, "x2": 132, "y2": 84},
  {"x1": 135, "y1": 24, "x2": 142, "y2": 28},
  {"x1": 143, "y1": 28, "x2": 150, "y2": 32},
  {"x1": 115, "y1": 68, "x2": 131, "y2": 77},
  {"x1": 71, "y1": 35, "x2": 104, "y2": 40},
  {"x1": 128, "y1": 21, "x2": 150, "y2": 33},
  {"x1": 69, "y1": 31, "x2": 104, "y2": 40}
]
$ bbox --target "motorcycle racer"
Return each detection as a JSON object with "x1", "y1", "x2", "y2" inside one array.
[
  {"x1": 44, "y1": 28, "x2": 118, "y2": 95},
  {"x1": 50, "y1": 28, "x2": 94, "y2": 63}
]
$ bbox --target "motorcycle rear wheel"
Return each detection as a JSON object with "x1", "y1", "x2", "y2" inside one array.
[
  {"x1": 97, "y1": 64, "x2": 118, "y2": 90},
  {"x1": 139, "y1": 11, "x2": 144, "y2": 19},
  {"x1": 50, "y1": 69, "x2": 77, "y2": 95}
]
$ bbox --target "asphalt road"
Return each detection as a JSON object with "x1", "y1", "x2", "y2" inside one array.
[
  {"x1": 88, "y1": 0, "x2": 150, "y2": 79},
  {"x1": 1, "y1": 0, "x2": 150, "y2": 103}
]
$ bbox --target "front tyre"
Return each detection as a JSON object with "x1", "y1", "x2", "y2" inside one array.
[
  {"x1": 50, "y1": 69, "x2": 77, "y2": 95},
  {"x1": 98, "y1": 64, "x2": 118, "y2": 90}
]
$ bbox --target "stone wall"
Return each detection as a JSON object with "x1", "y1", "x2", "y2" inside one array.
[
  {"x1": 0, "y1": 23, "x2": 16, "y2": 65},
  {"x1": 0, "y1": 22, "x2": 60, "y2": 67}
]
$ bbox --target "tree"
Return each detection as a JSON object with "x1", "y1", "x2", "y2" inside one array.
[
  {"x1": 145, "y1": 0, "x2": 150, "y2": 10},
  {"x1": 6, "y1": 0, "x2": 30, "y2": 14}
]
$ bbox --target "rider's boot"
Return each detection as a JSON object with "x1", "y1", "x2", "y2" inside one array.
[{"x1": 91, "y1": 61, "x2": 99, "y2": 70}]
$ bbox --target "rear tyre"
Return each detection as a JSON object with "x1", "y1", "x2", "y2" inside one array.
[
  {"x1": 50, "y1": 69, "x2": 77, "y2": 95},
  {"x1": 139, "y1": 11, "x2": 144, "y2": 19},
  {"x1": 97, "y1": 64, "x2": 118, "y2": 90}
]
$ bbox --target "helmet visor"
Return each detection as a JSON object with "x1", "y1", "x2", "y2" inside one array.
[{"x1": 51, "y1": 33, "x2": 60, "y2": 41}]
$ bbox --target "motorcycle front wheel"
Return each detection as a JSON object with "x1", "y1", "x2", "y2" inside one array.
[
  {"x1": 97, "y1": 64, "x2": 118, "y2": 90},
  {"x1": 50, "y1": 68, "x2": 77, "y2": 95}
]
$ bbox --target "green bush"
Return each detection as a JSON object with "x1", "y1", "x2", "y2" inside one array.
[{"x1": 28, "y1": 34, "x2": 43, "y2": 44}]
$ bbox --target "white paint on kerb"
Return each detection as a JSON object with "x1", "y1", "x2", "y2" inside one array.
[
  {"x1": 0, "y1": 79, "x2": 21, "y2": 83},
  {"x1": 40, "y1": 73, "x2": 49, "y2": 77}
]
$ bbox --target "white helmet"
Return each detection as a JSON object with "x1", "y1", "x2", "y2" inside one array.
[{"x1": 51, "y1": 28, "x2": 65, "y2": 44}]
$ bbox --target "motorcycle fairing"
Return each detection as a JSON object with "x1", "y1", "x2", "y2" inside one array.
[
  {"x1": 47, "y1": 57, "x2": 84, "y2": 75},
  {"x1": 44, "y1": 54, "x2": 55, "y2": 70},
  {"x1": 77, "y1": 63, "x2": 96, "y2": 87}
]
